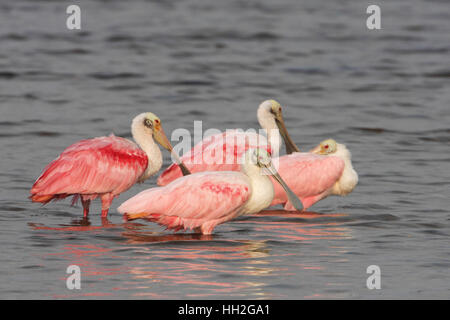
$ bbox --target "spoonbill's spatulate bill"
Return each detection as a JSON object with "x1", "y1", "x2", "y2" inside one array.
[
  {"x1": 157, "y1": 100, "x2": 299, "y2": 186},
  {"x1": 119, "y1": 148, "x2": 303, "y2": 235},
  {"x1": 270, "y1": 139, "x2": 358, "y2": 211},
  {"x1": 30, "y1": 113, "x2": 186, "y2": 218}
]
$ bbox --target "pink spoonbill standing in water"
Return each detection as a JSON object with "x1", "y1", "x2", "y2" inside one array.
[
  {"x1": 270, "y1": 139, "x2": 358, "y2": 211},
  {"x1": 118, "y1": 148, "x2": 303, "y2": 234},
  {"x1": 30, "y1": 112, "x2": 189, "y2": 218}
]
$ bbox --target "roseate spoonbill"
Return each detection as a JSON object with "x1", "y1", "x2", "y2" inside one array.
[
  {"x1": 30, "y1": 113, "x2": 189, "y2": 218},
  {"x1": 119, "y1": 148, "x2": 303, "y2": 234},
  {"x1": 270, "y1": 139, "x2": 358, "y2": 211},
  {"x1": 157, "y1": 99, "x2": 299, "y2": 186}
]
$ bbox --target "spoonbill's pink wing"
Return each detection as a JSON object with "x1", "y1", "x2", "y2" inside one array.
[
  {"x1": 119, "y1": 171, "x2": 251, "y2": 232},
  {"x1": 30, "y1": 135, "x2": 148, "y2": 203},
  {"x1": 157, "y1": 130, "x2": 270, "y2": 186},
  {"x1": 271, "y1": 153, "x2": 345, "y2": 209}
]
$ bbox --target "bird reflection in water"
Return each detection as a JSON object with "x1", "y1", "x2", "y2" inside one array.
[
  {"x1": 121, "y1": 236, "x2": 279, "y2": 298},
  {"x1": 248, "y1": 210, "x2": 352, "y2": 241},
  {"x1": 28, "y1": 210, "x2": 352, "y2": 298},
  {"x1": 28, "y1": 217, "x2": 116, "y2": 231}
]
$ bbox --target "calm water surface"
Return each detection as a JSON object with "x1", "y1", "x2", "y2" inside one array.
[{"x1": 0, "y1": 0, "x2": 449, "y2": 299}]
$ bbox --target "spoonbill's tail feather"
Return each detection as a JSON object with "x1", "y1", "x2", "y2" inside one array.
[
  {"x1": 124, "y1": 212, "x2": 149, "y2": 221},
  {"x1": 29, "y1": 194, "x2": 56, "y2": 203},
  {"x1": 29, "y1": 193, "x2": 73, "y2": 204}
]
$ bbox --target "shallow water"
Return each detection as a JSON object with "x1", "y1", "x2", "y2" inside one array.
[{"x1": 0, "y1": 0, "x2": 449, "y2": 299}]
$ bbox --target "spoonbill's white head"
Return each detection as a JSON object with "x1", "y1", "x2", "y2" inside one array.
[
  {"x1": 131, "y1": 112, "x2": 173, "y2": 151},
  {"x1": 242, "y1": 148, "x2": 303, "y2": 212},
  {"x1": 257, "y1": 100, "x2": 300, "y2": 154},
  {"x1": 132, "y1": 113, "x2": 191, "y2": 178},
  {"x1": 310, "y1": 139, "x2": 338, "y2": 155},
  {"x1": 309, "y1": 138, "x2": 353, "y2": 163},
  {"x1": 310, "y1": 139, "x2": 358, "y2": 196}
]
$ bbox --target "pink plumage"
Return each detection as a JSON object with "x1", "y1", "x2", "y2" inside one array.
[
  {"x1": 30, "y1": 135, "x2": 148, "y2": 217},
  {"x1": 119, "y1": 172, "x2": 251, "y2": 234},
  {"x1": 270, "y1": 153, "x2": 345, "y2": 210},
  {"x1": 158, "y1": 132, "x2": 352, "y2": 212},
  {"x1": 157, "y1": 130, "x2": 271, "y2": 186}
]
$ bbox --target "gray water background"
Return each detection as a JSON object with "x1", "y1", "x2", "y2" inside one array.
[{"x1": 0, "y1": 0, "x2": 449, "y2": 299}]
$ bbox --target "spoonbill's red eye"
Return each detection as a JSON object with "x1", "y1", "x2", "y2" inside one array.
[
  {"x1": 324, "y1": 145, "x2": 329, "y2": 149},
  {"x1": 155, "y1": 119, "x2": 160, "y2": 123}
]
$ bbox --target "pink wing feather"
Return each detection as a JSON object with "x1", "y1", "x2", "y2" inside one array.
[
  {"x1": 271, "y1": 153, "x2": 345, "y2": 209},
  {"x1": 30, "y1": 135, "x2": 148, "y2": 203},
  {"x1": 119, "y1": 171, "x2": 251, "y2": 233},
  {"x1": 157, "y1": 130, "x2": 271, "y2": 186}
]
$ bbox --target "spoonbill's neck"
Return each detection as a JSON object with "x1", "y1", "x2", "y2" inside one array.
[
  {"x1": 257, "y1": 107, "x2": 282, "y2": 154},
  {"x1": 131, "y1": 118, "x2": 162, "y2": 181},
  {"x1": 332, "y1": 144, "x2": 358, "y2": 195},
  {"x1": 240, "y1": 162, "x2": 274, "y2": 215}
]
